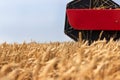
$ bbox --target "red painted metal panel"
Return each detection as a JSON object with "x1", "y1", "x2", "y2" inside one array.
[{"x1": 67, "y1": 9, "x2": 120, "y2": 30}]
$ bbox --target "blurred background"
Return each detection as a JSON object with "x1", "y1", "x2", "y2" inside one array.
[{"x1": 0, "y1": 0, "x2": 119, "y2": 43}]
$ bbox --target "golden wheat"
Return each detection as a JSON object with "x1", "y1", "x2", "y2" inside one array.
[{"x1": 0, "y1": 39, "x2": 120, "y2": 80}]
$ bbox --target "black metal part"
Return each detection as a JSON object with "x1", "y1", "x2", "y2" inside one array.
[{"x1": 64, "y1": 0, "x2": 120, "y2": 43}]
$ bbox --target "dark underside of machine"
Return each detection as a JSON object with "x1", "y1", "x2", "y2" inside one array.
[{"x1": 64, "y1": 0, "x2": 120, "y2": 43}]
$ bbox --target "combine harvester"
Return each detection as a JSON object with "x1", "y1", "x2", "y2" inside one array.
[{"x1": 65, "y1": 0, "x2": 120, "y2": 43}]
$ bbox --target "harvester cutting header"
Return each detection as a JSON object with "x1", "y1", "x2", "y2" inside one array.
[{"x1": 64, "y1": 0, "x2": 120, "y2": 43}]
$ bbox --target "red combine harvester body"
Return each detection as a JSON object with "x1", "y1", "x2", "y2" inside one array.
[
  {"x1": 64, "y1": 0, "x2": 120, "y2": 43},
  {"x1": 67, "y1": 9, "x2": 120, "y2": 30}
]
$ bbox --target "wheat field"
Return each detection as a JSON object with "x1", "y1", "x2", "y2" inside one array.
[{"x1": 0, "y1": 39, "x2": 120, "y2": 80}]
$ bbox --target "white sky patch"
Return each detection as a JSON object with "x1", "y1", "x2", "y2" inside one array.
[
  {"x1": 0, "y1": 0, "x2": 72, "y2": 43},
  {"x1": 112, "y1": 0, "x2": 120, "y2": 5}
]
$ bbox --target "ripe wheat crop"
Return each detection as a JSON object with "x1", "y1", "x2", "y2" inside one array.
[{"x1": 0, "y1": 39, "x2": 120, "y2": 80}]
